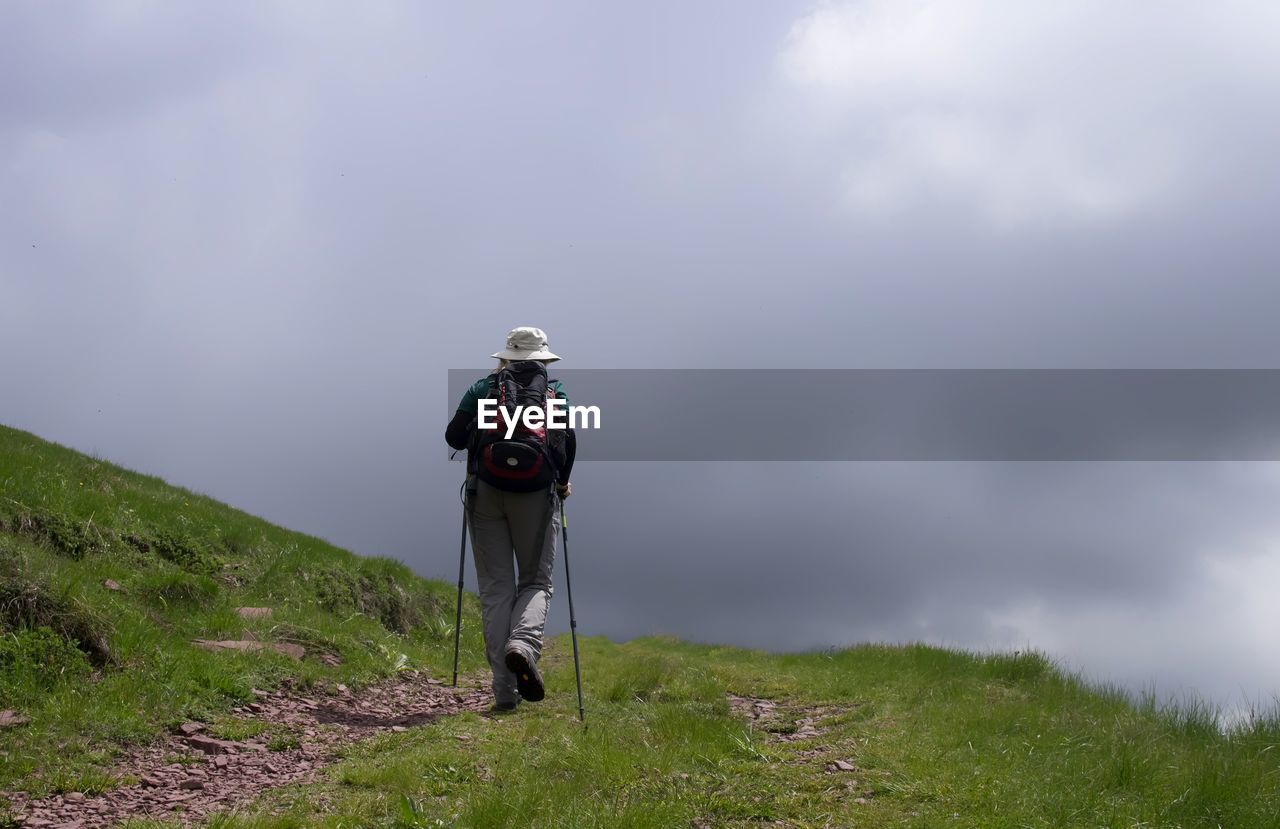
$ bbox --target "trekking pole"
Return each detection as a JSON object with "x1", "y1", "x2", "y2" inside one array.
[
  {"x1": 452, "y1": 482, "x2": 467, "y2": 687},
  {"x1": 560, "y1": 496, "x2": 586, "y2": 724}
]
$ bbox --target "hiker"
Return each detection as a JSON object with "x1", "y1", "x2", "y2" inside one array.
[{"x1": 445, "y1": 326, "x2": 576, "y2": 712}]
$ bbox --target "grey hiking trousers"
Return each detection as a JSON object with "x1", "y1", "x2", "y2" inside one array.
[{"x1": 465, "y1": 477, "x2": 559, "y2": 706}]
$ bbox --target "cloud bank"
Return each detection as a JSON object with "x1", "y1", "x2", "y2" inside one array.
[{"x1": 778, "y1": 0, "x2": 1280, "y2": 227}]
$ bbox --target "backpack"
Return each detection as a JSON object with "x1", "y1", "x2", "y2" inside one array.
[{"x1": 472, "y1": 360, "x2": 566, "y2": 492}]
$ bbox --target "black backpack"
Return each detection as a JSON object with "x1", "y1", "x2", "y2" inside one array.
[{"x1": 472, "y1": 360, "x2": 566, "y2": 492}]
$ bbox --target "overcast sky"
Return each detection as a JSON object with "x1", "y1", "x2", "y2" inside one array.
[{"x1": 4, "y1": 2, "x2": 1280, "y2": 715}]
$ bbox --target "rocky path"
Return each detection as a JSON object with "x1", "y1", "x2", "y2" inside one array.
[
  {"x1": 3, "y1": 672, "x2": 491, "y2": 828},
  {"x1": 728, "y1": 692, "x2": 850, "y2": 743},
  {"x1": 727, "y1": 693, "x2": 879, "y2": 806}
]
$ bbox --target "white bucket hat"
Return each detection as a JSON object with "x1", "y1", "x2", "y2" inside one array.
[{"x1": 491, "y1": 326, "x2": 561, "y2": 363}]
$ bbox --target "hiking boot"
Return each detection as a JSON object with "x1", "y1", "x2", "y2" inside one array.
[
  {"x1": 487, "y1": 700, "x2": 519, "y2": 715},
  {"x1": 504, "y1": 649, "x2": 545, "y2": 702}
]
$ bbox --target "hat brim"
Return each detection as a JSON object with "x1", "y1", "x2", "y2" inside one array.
[{"x1": 491, "y1": 348, "x2": 561, "y2": 363}]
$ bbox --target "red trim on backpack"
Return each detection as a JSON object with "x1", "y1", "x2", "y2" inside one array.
[{"x1": 482, "y1": 446, "x2": 546, "y2": 480}]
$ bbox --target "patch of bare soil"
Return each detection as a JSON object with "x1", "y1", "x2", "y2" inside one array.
[
  {"x1": 726, "y1": 693, "x2": 878, "y2": 805},
  {"x1": 3, "y1": 672, "x2": 491, "y2": 828},
  {"x1": 727, "y1": 693, "x2": 853, "y2": 743}
]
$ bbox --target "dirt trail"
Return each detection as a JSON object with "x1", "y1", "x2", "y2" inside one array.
[
  {"x1": 728, "y1": 692, "x2": 851, "y2": 742},
  {"x1": 4, "y1": 672, "x2": 491, "y2": 828},
  {"x1": 726, "y1": 693, "x2": 879, "y2": 805}
]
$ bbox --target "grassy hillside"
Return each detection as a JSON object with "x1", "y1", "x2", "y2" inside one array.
[
  {"x1": 0, "y1": 424, "x2": 485, "y2": 798},
  {"x1": 2, "y1": 424, "x2": 1278, "y2": 828}
]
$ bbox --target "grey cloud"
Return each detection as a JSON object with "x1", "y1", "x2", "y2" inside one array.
[{"x1": 0, "y1": 5, "x2": 270, "y2": 131}]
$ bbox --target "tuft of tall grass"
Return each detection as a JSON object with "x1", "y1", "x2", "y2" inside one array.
[
  {"x1": 132, "y1": 570, "x2": 221, "y2": 609},
  {"x1": 978, "y1": 649, "x2": 1054, "y2": 685},
  {"x1": 0, "y1": 547, "x2": 114, "y2": 665}
]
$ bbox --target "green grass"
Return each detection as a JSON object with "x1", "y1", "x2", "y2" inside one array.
[
  {"x1": 193, "y1": 637, "x2": 1279, "y2": 828},
  {"x1": 0, "y1": 424, "x2": 486, "y2": 799},
  {"x1": 2, "y1": 423, "x2": 1279, "y2": 827}
]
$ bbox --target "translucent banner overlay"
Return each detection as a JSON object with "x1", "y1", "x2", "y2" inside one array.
[{"x1": 448, "y1": 369, "x2": 1280, "y2": 460}]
